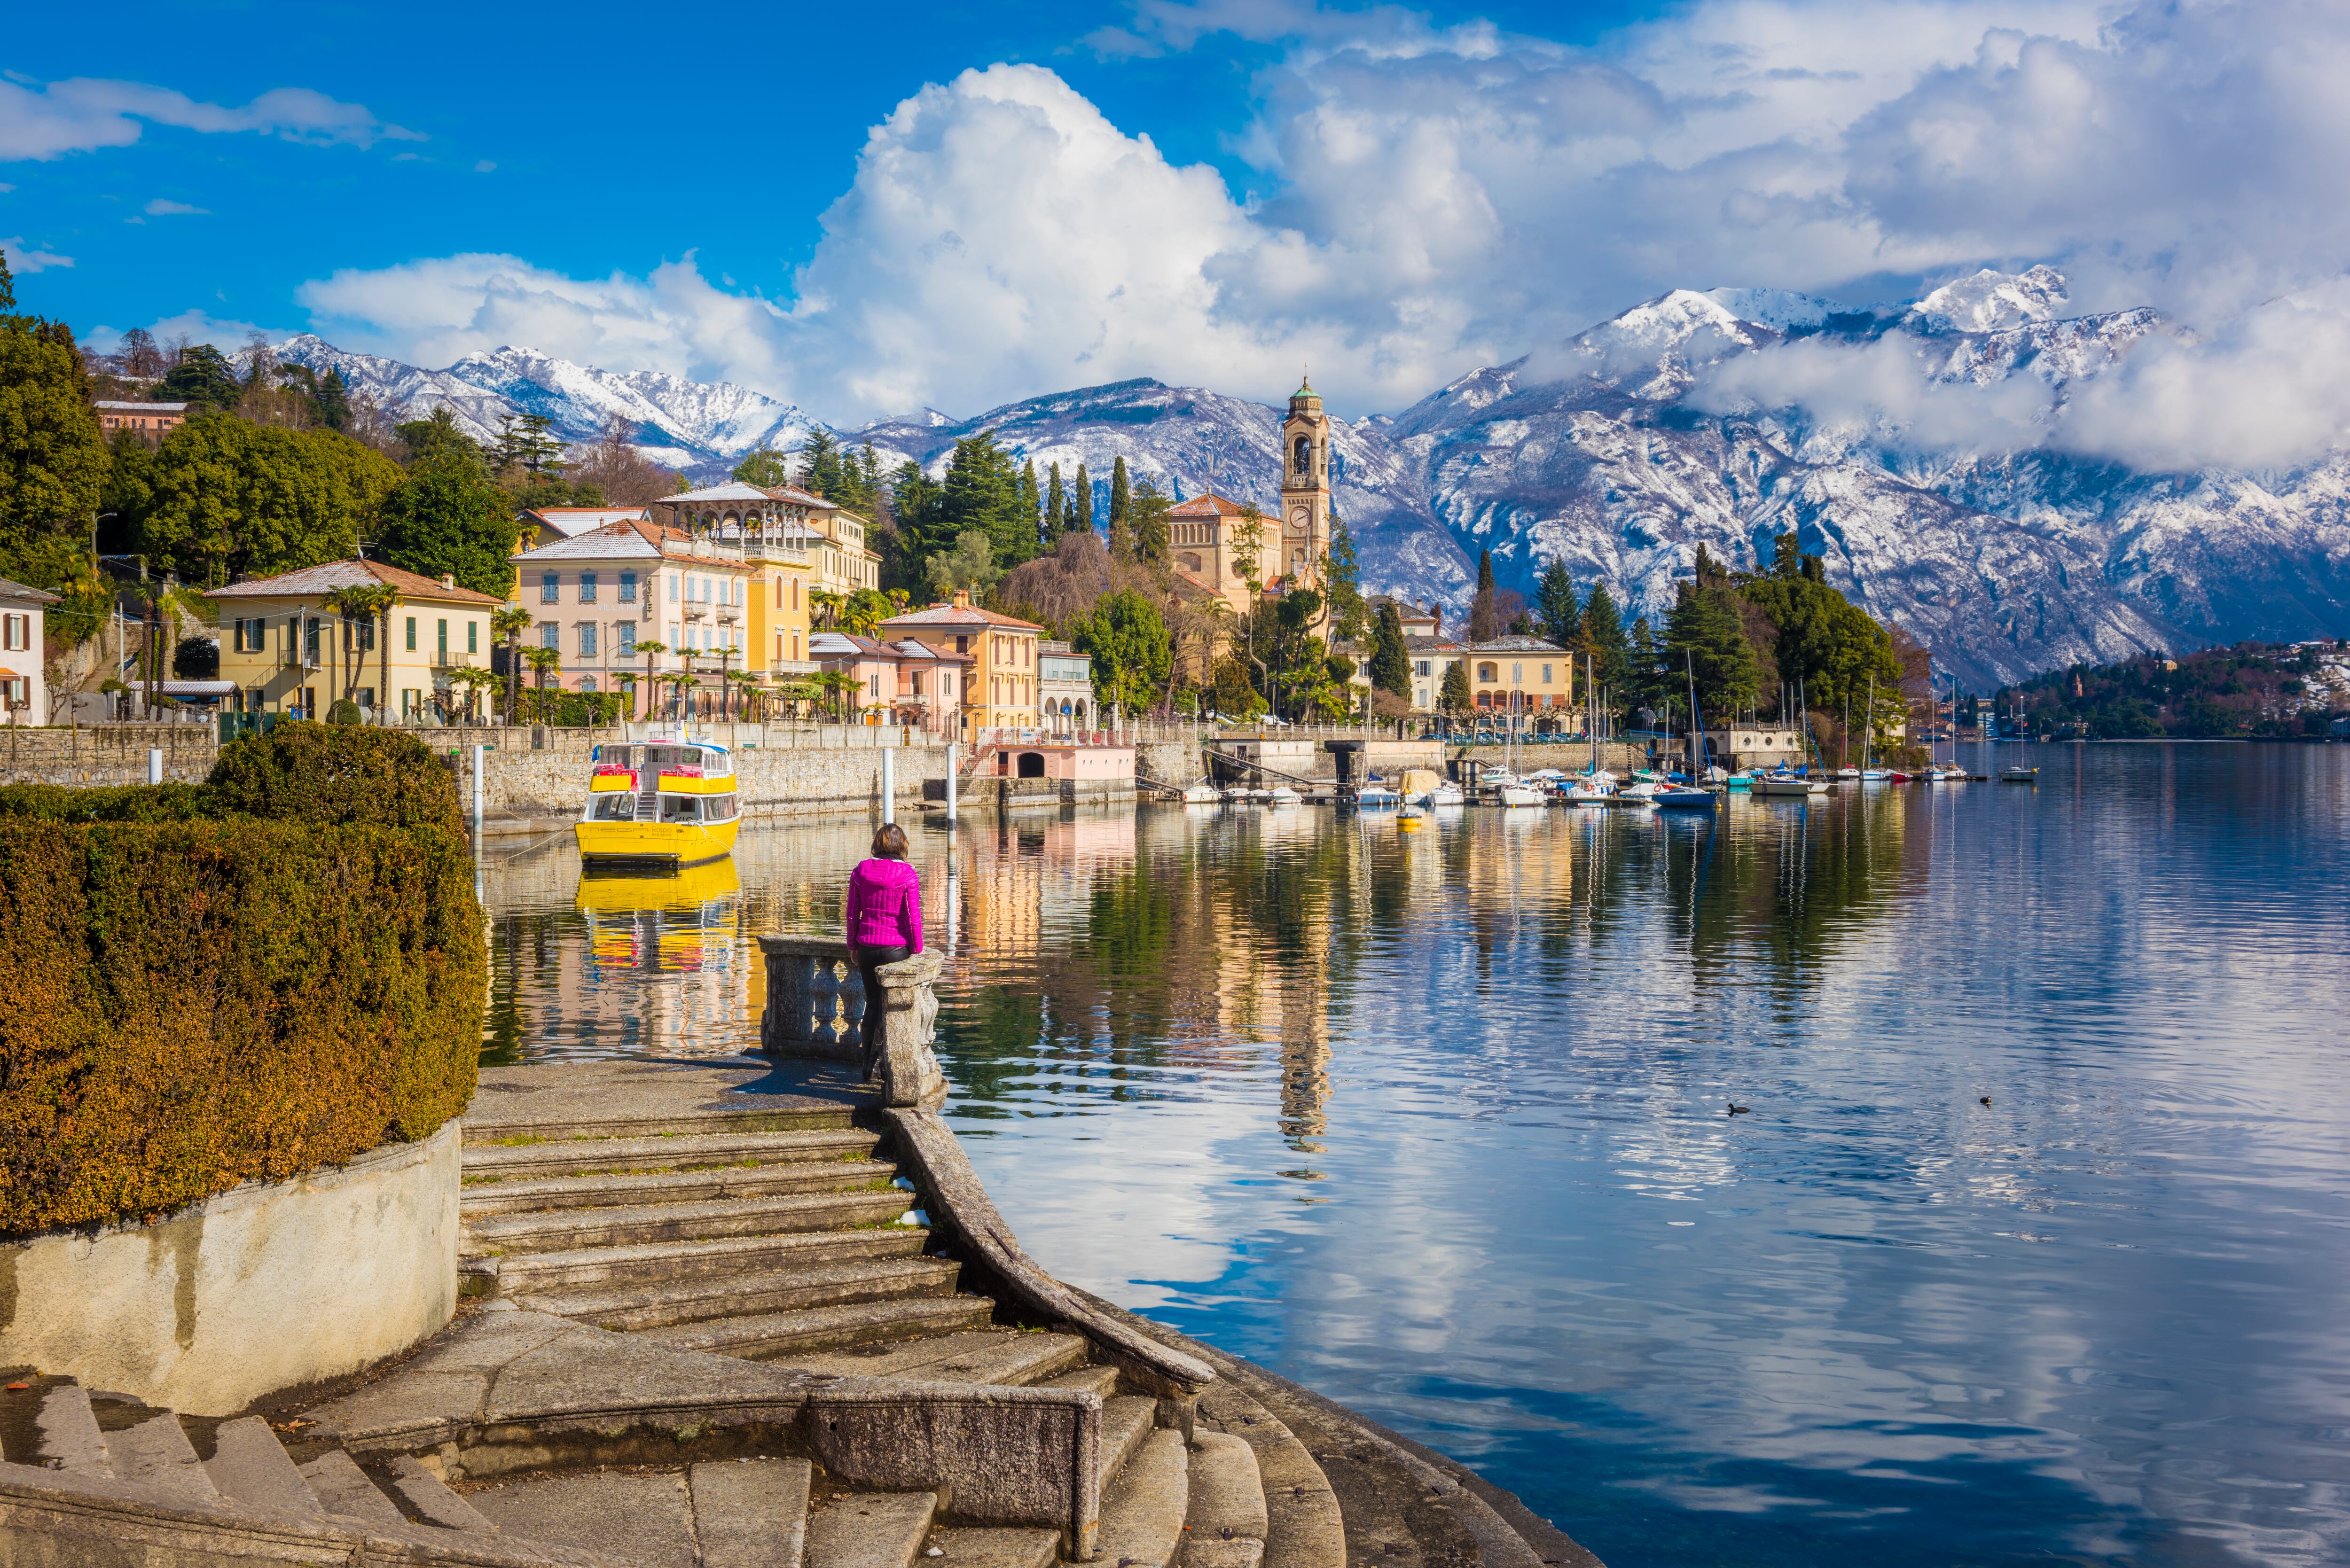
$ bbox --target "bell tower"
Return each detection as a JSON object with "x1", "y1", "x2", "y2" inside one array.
[{"x1": 1279, "y1": 374, "x2": 1332, "y2": 623}]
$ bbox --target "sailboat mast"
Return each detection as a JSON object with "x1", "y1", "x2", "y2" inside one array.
[{"x1": 1684, "y1": 649, "x2": 1702, "y2": 777}]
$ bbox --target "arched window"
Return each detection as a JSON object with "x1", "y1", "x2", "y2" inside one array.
[
  {"x1": 1292, "y1": 435, "x2": 1310, "y2": 473},
  {"x1": 1478, "y1": 663, "x2": 1498, "y2": 682}
]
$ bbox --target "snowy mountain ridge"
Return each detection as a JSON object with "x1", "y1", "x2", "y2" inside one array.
[{"x1": 258, "y1": 268, "x2": 2350, "y2": 687}]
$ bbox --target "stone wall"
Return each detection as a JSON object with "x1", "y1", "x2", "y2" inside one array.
[
  {"x1": 458, "y1": 738, "x2": 961, "y2": 834},
  {"x1": 1447, "y1": 741, "x2": 1653, "y2": 775},
  {"x1": 0, "y1": 724, "x2": 219, "y2": 786},
  {"x1": 0, "y1": 1121, "x2": 461, "y2": 1415}
]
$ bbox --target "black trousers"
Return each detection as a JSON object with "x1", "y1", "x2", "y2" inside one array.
[{"x1": 853, "y1": 943, "x2": 913, "y2": 1074}]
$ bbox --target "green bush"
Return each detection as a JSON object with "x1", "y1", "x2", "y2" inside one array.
[
  {"x1": 207, "y1": 722, "x2": 465, "y2": 835},
  {"x1": 0, "y1": 725, "x2": 481, "y2": 1234},
  {"x1": 327, "y1": 698, "x2": 363, "y2": 726}
]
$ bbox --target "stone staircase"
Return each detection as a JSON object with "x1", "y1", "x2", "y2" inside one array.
[{"x1": 408, "y1": 1083, "x2": 1285, "y2": 1568}]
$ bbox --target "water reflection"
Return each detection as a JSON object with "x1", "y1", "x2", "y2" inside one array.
[{"x1": 479, "y1": 748, "x2": 2350, "y2": 1568}]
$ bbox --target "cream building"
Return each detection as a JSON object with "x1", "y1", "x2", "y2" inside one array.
[
  {"x1": 1465, "y1": 636, "x2": 1576, "y2": 716},
  {"x1": 876, "y1": 592, "x2": 1045, "y2": 738},
  {"x1": 206, "y1": 560, "x2": 504, "y2": 720},
  {"x1": 509, "y1": 519, "x2": 756, "y2": 707},
  {"x1": 0, "y1": 576, "x2": 56, "y2": 724},
  {"x1": 637, "y1": 484, "x2": 821, "y2": 679}
]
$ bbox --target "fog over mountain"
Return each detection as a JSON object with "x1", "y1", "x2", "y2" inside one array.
[{"x1": 272, "y1": 268, "x2": 2350, "y2": 688}]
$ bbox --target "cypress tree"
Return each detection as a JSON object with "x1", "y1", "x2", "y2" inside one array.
[
  {"x1": 1581, "y1": 583, "x2": 1629, "y2": 692},
  {"x1": 1108, "y1": 456, "x2": 1129, "y2": 531},
  {"x1": 1020, "y1": 459, "x2": 1042, "y2": 554},
  {"x1": 1439, "y1": 659, "x2": 1472, "y2": 713},
  {"x1": 1469, "y1": 548, "x2": 1500, "y2": 642},
  {"x1": 1073, "y1": 462, "x2": 1093, "y2": 536},
  {"x1": 1535, "y1": 557, "x2": 1580, "y2": 646},
  {"x1": 1370, "y1": 601, "x2": 1410, "y2": 696},
  {"x1": 1477, "y1": 549, "x2": 1495, "y2": 593},
  {"x1": 1045, "y1": 463, "x2": 1066, "y2": 540}
]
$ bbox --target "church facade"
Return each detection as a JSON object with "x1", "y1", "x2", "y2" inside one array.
[{"x1": 1165, "y1": 377, "x2": 1335, "y2": 624}]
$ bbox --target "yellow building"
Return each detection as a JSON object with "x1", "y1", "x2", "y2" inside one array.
[
  {"x1": 1465, "y1": 636, "x2": 1575, "y2": 716},
  {"x1": 875, "y1": 591, "x2": 1045, "y2": 737},
  {"x1": 206, "y1": 560, "x2": 504, "y2": 720}
]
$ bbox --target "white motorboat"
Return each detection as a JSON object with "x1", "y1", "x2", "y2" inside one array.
[
  {"x1": 1181, "y1": 781, "x2": 1220, "y2": 804},
  {"x1": 1498, "y1": 783, "x2": 1543, "y2": 807},
  {"x1": 1355, "y1": 780, "x2": 1403, "y2": 808},
  {"x1": 1749, "y1": 774, "x2": 1817, "y2": 798},
  {"x1": 1562, "y1": 778, "x2": 1614, "y2": 804},
  {"x1": 1268, "y1": 786, "x2": 1303, "y2": 806},
  {"x1": 1618, "y1": 780, "x2": 1660, "y2": 803},
  {"x1": 1999, "y1": 765, "x2": 2039, "y2": 783},
  {"x1": 1832, "y1": 766, "x2": 1860, "y2": 780},
  {"x1": 1429, "y1": 782, "x2": 1467, "y2": 808}
]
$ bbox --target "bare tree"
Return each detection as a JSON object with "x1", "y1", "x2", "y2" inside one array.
[
  {"x1": 120, "y1": 328, "x2": 163, "y2": 380},
  {"x1": 565, "y1": 414, "x2": 677, "y2": 506}
]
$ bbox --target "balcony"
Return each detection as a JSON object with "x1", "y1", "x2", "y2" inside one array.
[
  {"x1": 682, "y1": 604, "x2": 709, "y2": 620},
  {"x1": 717, "y1": 606, "x2": 742, "y2": 624}
]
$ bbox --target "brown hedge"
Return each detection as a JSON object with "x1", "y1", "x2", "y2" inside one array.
[{"x1": 0, "y1": 726, "x2": 483, "y2": 1235}]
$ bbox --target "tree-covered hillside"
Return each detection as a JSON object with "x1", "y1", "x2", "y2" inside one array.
[{"x1": 1997, "y1": 642, "x2": 2350, "y2": 739}]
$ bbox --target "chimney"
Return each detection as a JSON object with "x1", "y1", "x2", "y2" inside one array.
[
  {"x1": 951, "y1": 588, "x2": 971, "y2": 610},
  {"x1": 441, "y1": 574, "x2": 455, "y2": 589}
]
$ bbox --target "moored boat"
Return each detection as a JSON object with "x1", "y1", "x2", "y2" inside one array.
[
  {"x1": 1999, "y1": 765, "x2": 2040, "y2": 783},
  {"x1": 1498, "y1": 783, "x2": 1543, "y2": 807},
  {"x1": 574, "y1": 738, "x2": 742, "y2": 867},
  {"x1": 1651, "y1": 784, "x2": 1717, "y2": 808},
  {"x1": 1181, "y1": 780, "x2": 1221, "y2": 804},
  {"x1": 1750, "y1": 773, "x2": 1817, "y2": 798}
]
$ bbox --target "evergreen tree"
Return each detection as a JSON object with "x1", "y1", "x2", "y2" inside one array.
[
  {"x1": 1580, "y1": 583, "x2": 1630, "y2": 695},
  {"x1": 1130, "y1": 475, "x2": 1172, "y2": 563},
  {"x1": 1105, "y1": 455, "x2": 1132, "y2": 558},
  {"x1": 733, "y1": 445, "x2": 792, "y2": 489},
  {"x1": 1322, "y1": 507, "x2": 1367, "y2": 643},
  {"x1": 1073, "y1": 462, "x2": 1093, "y2": 537},
  {"x1": 135, "y1": 417, "x2": 404, "y2": 585},
  {"x1": 1072, "y1": 588, "x2": 1173, "y2": 714},
  {"x1": 379, "y1": 451, "x2": 521, "y2": 598},
  {"x1": 160, "y1": 343, "x2": 243, "y2": 410},
  {"x1": 1045, "y1": 463, "x2": 1066, "y2": 542},
  {"x1": 1535, "y1": 557, "x2": 1580, "y2": 646},
  {"x1": 1439, "y1": 659, "x2": 1472, "y2": 712},
  {"x1": 1469, "y1": 548, "x2": 1500, "y2": 642},
  {"x1": 1019, "y1": 459, "x2": 1042, "y2": 554},
  {"x1": 1369, "y1": 601, "x2": 1410, "y2": 697},
  {"x1": 491, "y1": 413, "x2": 564, "y2": 478},
  {"x1": 799, "y1": 429, "x2": 845, "y2": 499},
  {"x1": 1665, "y1": 579, "x2": 1761, "y2": 720},
  {"x1": 399, "y1": 406, "x2": 482, "y2": 468},
  {"x1": 0, "y1": 252, "x2": 17, "y2": 311},
  {"x1": 0, "y1": 298, "x2": 110, "y2": 605},
  {"x1": 314, "y1": 367, "x2": 351, "y2": 431}
]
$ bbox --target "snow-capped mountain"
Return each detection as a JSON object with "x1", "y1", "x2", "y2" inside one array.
[
  {"x1": 250, "y1": 266, "x2": 2350, "y2": 686},
  {"x1": 270, "y1": 336, "x2": 822, "y2": 472}
]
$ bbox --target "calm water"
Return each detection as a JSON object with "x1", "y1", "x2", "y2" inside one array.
[{"x1": 479, "y1": 745, "x2": 2350, "y2": 1568}]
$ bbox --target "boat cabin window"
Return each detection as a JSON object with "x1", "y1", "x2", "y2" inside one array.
[
  {"x1": 589, "y1": 794, "x2": 635, "y2": 821},
  {"x1": 660, "y1": 794, "x2": 700, "y2": 823}
]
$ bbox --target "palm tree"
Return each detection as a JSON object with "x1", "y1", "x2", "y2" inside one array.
[
  {"x1": 352, "y1": 584, "x2": 400, "y2": 717},
  {"x1": 712, "y1": 642, "x2": 737, "y2": 721},
  {"x1": 520, "y1": 646, "x2": 563, "y2": 724},
  {"x1": 446, "y1": 665, "x2": 495, "y2": 723},
  {"x1": 318, "y1": 586, "x2": 364, "y2": 705},
  {"x1": 632, "y1": 639, "x2": 667, "y2": 722},
  {"x1": 493, "y1": 605, "x2": 534, "y2": 724},
  {"x1": 661, "y1": 671, "x2": 697, "y2": 723},
  {"x1": 727, "y1": 669, "x2": 764, "y2": 723},
  {"x1": 809, "y1": 588, "x2": 843, "y2": 630},
  {"x1": 817, "y1": 668, "x2": 863, "y2": 724}
]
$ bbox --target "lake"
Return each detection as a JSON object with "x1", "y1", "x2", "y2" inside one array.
[{"x1": 479, "y1": 743, "x2": 2350, "y2": 1568}]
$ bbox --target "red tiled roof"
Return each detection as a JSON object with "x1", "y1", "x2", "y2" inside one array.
[
  {"x1": 1166, "y1": 492, "x2": 1252, "y2": 519},
  {"x1": 877, "y1": 602, "x2": 1045, "y2": 632}
]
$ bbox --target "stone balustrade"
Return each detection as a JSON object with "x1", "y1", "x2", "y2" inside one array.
[{"x1": 759, "y1": 934, "x2": 947, "y2": 1108}]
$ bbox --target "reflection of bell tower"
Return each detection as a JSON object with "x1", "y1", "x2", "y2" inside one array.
[{"x1": 1279, "y1": 375, "x2": 1332, "y2": 620}]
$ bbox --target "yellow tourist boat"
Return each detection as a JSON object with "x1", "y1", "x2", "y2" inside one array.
[{"x1": 574, "y1": 737, "x2": 742, "y2": 866}]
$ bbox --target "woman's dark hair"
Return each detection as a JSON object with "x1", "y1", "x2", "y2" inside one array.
[{"x1": 872, "y1": 822, "x2": 909, "y2": 859}]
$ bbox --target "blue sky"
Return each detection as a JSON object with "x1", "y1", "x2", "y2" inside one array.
[{"x1": 8, "y1": 1, "x2": 2350, "y2": 440}]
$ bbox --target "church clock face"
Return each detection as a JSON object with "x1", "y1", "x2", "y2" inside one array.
[{"x1": 1288, "y1": 508, "x2": 1311, "y2": 534}]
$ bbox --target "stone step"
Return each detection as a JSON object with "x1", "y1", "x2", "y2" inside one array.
[
  {"x1": 805, "y1": 1489, "x2": 937, "y2": 1568},
  {"x1": 486, "y1": 1227, "x2": 928, "y2": 1292},
  {"x1": 203, "y1": 1415, "x2": 320, "y2": 1515},
  {"x1": 1034, "y1": 1364, "x2": 1121, "y2": 1400},
  {"x1": 762, "y1": 1330, "x2": 1088, "y2": 1388},
  {"x1": 299, "y1": 1448, "x2": 409, "y2": 1529},
  {"x1": 462, "y1": 1127, "x2": 879, "y2": 1182},
  {"x1": 516, "y1": 1256, "x2": 963, "y2": 1330},
  {"x1": 1180, "y1": 1432, "x2": 1269, "y2": 1568},
  {"x1": 102, "y1": 1408, "x2": 217, "y2": 1506},
  {"x1": 692, "y1": 1457, "x2": 813, "y2": 1568},
  {"x1": 31, "y1": 1383, "x2": 111, "y2": 1476},
  {"x1": 384, "y1": 1452, "x2": 500, "y2": 1532},
  {"x1": 925, "y1": 1525, "x2": 1059, "y2": 1568},
  {"x1": 467, "y1": 1468, "x2": 696, "y2": 1564},
  {"x1": 461, "y1": 1159, "x2": 901, "y2": 1217},
  {"x1": 463, "y1": 1188, "x2": 913, "y2": 1254},
  {"x1": 1092, "y1": 1428, "x2": 1189, "y2": 1568},
  {"x1": 635, "y1": 1295, "x2": 996, "y2": 1359},
  {"x1": 1098, "y1": 1397, "x2": 1159, "y2": 1498},
  {"x1": 464, "y1": 1104, "x2": 857, "y2": 1145}
]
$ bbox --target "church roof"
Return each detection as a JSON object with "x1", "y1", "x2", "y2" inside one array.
[{"x1": 1166, "y1": 492, "x2": 1253, "y2": 519}]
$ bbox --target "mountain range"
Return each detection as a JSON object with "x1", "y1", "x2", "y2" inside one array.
[{"x1": 262, "y1": 270, "x2": 2350, "y2": 688}]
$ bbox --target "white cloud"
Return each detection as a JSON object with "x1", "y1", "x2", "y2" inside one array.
[
  {"x1": 142, "y1": 198, "x2": 207, "y2": 216},
  {"x1": 278, "y1": 0, "x2": 2350, "y2": 460},
  {"x1": 0, "y1": 236, "x2": 72, "y2": 273},
  {"x1": 0, "y1": 77, "x2": 422, "y2": 161}
]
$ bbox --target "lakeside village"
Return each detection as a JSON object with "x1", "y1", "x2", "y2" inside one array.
[{"x1": 0, "y1": 268, "x2": 1602, "y2": 1564}]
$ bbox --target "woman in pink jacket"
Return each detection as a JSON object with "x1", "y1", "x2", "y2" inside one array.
[{"x1": 844, "y1": 822, "x2": 923, "y2": 1073}]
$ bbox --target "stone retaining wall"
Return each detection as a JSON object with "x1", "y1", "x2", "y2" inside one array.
[
  {"x1": 0, "y1": 1121, "x2": 461, "y2": 1415},
  {"x1": 0, "y1": 724, "x2": 219, "y2": 786},
  {"x1": 1449, "y1": 741, "x2": 1653, "y2": 775},
  {"x1": 459, "y1": 740, "x2": 960, "y2": 834}
]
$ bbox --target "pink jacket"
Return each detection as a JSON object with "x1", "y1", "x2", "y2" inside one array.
[{"x1": 846, "y1": 857, "x2": 923, "y2": 952}]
